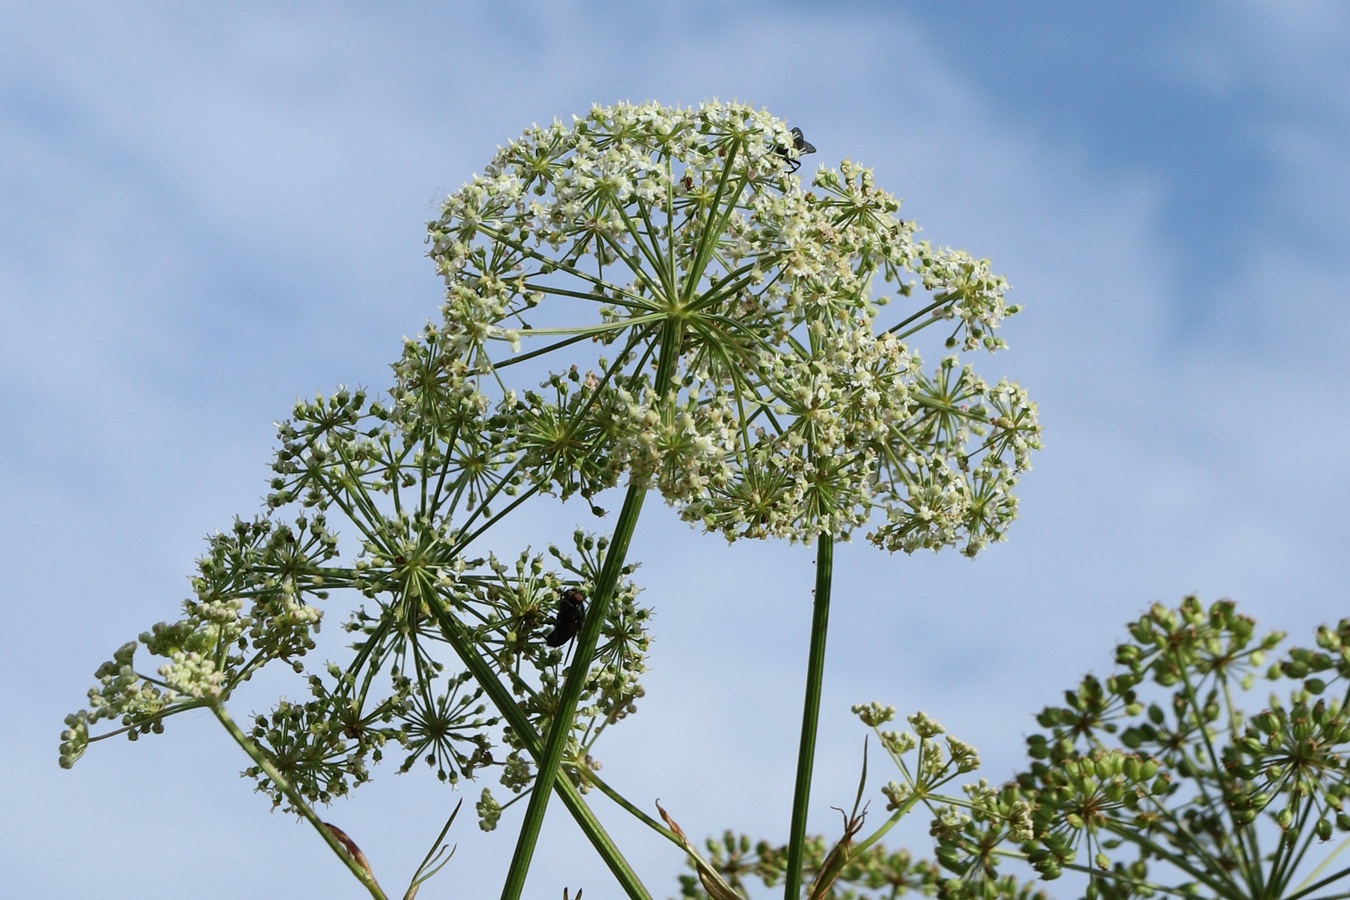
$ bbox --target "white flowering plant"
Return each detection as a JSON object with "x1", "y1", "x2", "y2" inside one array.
[
  {"x1": 60, "y1": 101, "x2": 1044, "y2": 900},
  {"x1": 676, "y1": 599, "x2": 1350, "y2": 900}
]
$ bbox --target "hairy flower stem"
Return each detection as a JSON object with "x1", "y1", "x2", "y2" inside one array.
[
  {"x1": 784, "y1": 534, "x2": 834, "y2": 900},
  {"x1": 421, "y1": 582, "x2": 652, "y2": 900},
  {"x1": 211, "y1": 703, "x2": 390, "y2": 900}
]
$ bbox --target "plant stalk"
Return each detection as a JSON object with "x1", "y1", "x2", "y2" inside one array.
[
  {"x1": 212, "y1": 703, "x2": 389, "y2": 900},
  {"x1": 497, "y1": 311, "x2": 682, "y2": 900},
  {"x1": 499, "y1": 480, "x2": 649, "y2": 900},
  {"x1": 421, "y1": 582, "x2": 653, "y2": 900},
  {"x1": 784, "y1": 534, "x2": 834, "y2": 900}
]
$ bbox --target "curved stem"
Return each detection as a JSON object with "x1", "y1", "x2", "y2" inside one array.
[
  {"x1": 1098, "y1": 818, "x2": 1236, "y2": 897},
  {"x1": 1290, "y1": 833, "x2": 1350, "y2": 899},
  {"x1": 784, "y1": 534, "x2": 835, "y2": 900},
  {"x1": 212, "y1": 703, "x2": 389, "y2": 900},
  {"x1": 581, "y1": 768, "x2": 680, "y2": 846},
  {"x1": 1289, "y1": 855, "x2": 1350, "y2": 900}
]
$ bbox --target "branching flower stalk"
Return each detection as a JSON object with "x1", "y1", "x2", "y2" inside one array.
[
  {"x1": 1003, "y1": 597, "x2": 1350, "y2": 899},
  {"x1": 669, "y1": 705, "x2": 1037, "y2": 900},
  {"x1": 678, "y1": 593, "x2": 1350, "y2": 900},
  {"x1": 707, "y1": 599, "x2": 1350, "y2": 900},
  {"x1": 60, "y1": 100, "x2": 1040, "y2": 899},
  {"x1": 423, "y1": 100, "x2": 1038, "y2": 897},
  {"x1": 58, "y1": 345, "x2": 660, "y2": 894},
  {"x1": 57, "y1": 146, "x2": 664, "y2": 897}
]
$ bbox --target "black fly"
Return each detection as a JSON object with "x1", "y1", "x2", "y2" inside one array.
[
  {"x1": 545, "y1": 588, "x2": 586, "y2": 647},
  {"x1": 775, "y1": 126, "x2": 816, "y2": 173}
]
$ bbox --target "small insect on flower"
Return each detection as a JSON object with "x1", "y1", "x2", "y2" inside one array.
[
  {"x1": 775, "y1": 126, "x2": 817, "y2": 173},
  {"x1": 545, "y1": 588, "x2": 586, "y2": 647}
]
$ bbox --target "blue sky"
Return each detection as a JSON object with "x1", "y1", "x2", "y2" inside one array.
[{"x1": 5, "y1": 3, "x2": 1350, "y2": 898}]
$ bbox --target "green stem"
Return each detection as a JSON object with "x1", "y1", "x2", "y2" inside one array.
[
  {"x1": 1099, "y1": 820, "x2": 1235, "y2": 897},
  {"x1": 212, "y1": 703, "x2": 389, "y2": 900},
  {"x1": 420, "y1": 583, "x2": 653, "y2": 900},
  {"x1": 850, "y1": 796, "x2": 919, "y2": 858},
  {"x1": 784, "y1": 534, "x2": 835, "y2": 900},
  {"x1": 581, "y1": 768, "x2": 680, "y2": 845},
  {"x1": 499, "y1": 480, "x2": 649, "y2": 900},
  {"x1": 497, "y1": 305, "x2": 682, "y2": 900},
  {"x1": 1290, "y1": 834, "x2": 1350, "y2": 899},
  {"x1": 1288, "y1": 858, "x2": 1350, "y2": 900}
]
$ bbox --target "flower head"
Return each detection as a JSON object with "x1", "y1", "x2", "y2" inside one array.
[{"x1": 426, "y1": 100, "x2": 1040, "y2": 549}]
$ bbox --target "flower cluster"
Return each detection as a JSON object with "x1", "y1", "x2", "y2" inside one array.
[
  {"x1": 63, "y1": 356, "x2": 655, "y2": 806},
  {"x1": 1007, "y1": 597, "x2": 1350, "y2": 897},
  {"x1": 425, "y1": 100, "x2": 1040, "y2": 549},
  {"x1": 59, "y1": 515, "x2": 335, "y2": 768},
  {"x1": 672, "y1": 705, "x2": 1043, "y2": 900},
  {"x1": 673, "y1": 600, "x2": 1350, "y2": 900},
  {"x1": 262, "y1": 365, "x2": 655, "y2": 804}
]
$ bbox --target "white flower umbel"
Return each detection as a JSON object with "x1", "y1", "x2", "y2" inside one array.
[{"x1": 426, "y1": 100, "x2": 1040, "y2": 551}]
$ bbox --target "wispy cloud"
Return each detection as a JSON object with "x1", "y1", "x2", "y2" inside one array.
[{"x1": 6, "y1": 4, "x2": 1349, "y2": 898}]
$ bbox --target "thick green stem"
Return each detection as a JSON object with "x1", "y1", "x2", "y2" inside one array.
[
  {"x1": 784, "y1": 534, "x2": 834, "y2": 900},
  {"x1": 499, "y1": 481, "x2": 649, "y2": 900},
  {"x1": 212, "y1": 703, "x2": 389, "y2": 900},
  {"x1": 497, "y1": 309, "x2": 682, "y2": 900},
  {"x1": 422, "y1": 586, "x2": 652, "y2": 900}
]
